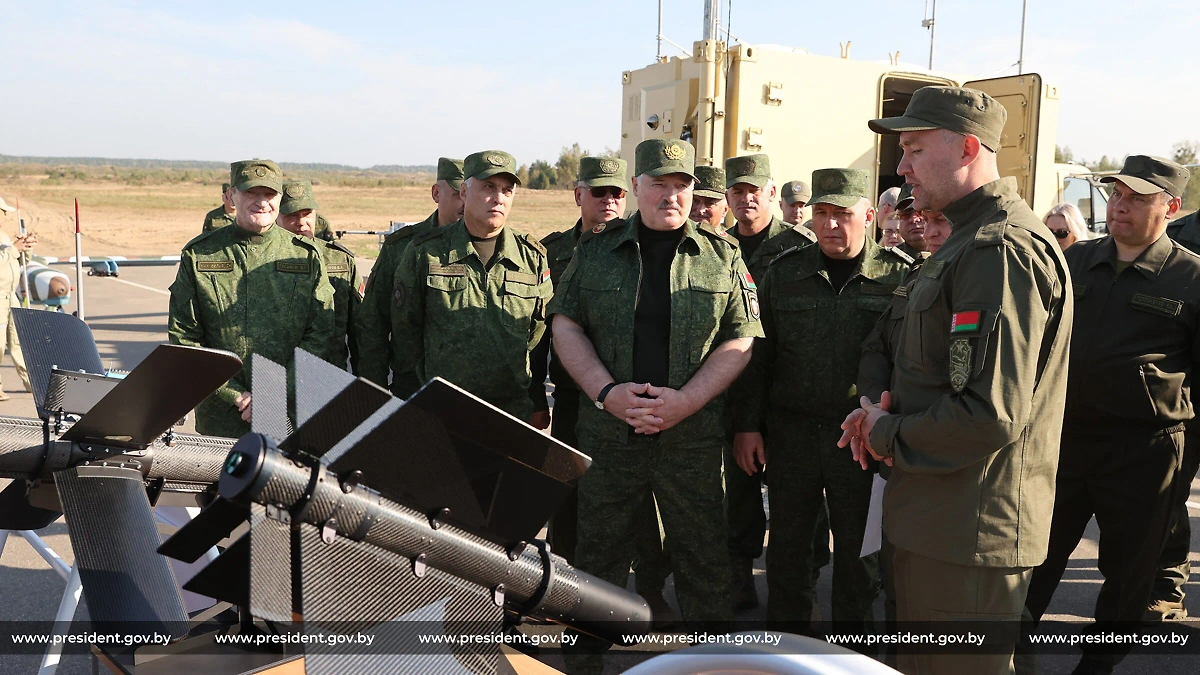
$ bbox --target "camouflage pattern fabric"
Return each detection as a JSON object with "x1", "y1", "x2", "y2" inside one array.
[
  {"x1": 202, "y1": 205, "x2": 235, "y2": 233},
  {"x1": 390, "y1": 219, "x2": 550, "y2": 419},
  {"x1": 168, "y1": 223, "x2": 335, "y2": 438},
  {"x1": 355, "y1": 210, "x2": 440, "y2": 395},
  {"x1": 315, "y1": 213, "x2": 334, "y2": 242},
  {"x1": 320, "y1": 238, "x2": 361, "y2": 372}
]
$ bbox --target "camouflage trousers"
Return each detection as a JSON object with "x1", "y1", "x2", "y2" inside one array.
[{"x1": 764, "y1": 414, "x2": 877, "y2": 631}]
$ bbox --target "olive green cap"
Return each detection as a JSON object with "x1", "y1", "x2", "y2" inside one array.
[
  {"x1": 1100, "y1": 155, "x2": 1191, "y2": 199},
  {"x1": 221, "y1": 182, "x2": 230, "y2": 194},
  {"x1": 634, "y1": 139, "x2": 695, "y2": 180},
  {"x1": 868, "y1": 86, "x2": 1008, "y2": 153},
  {"x1": 229, "y1": 160, "x2": 248, "y2": 187},
  {"x1": 725, "y1": 153, "x2": 771, "y2": 189},
  {"x1": 437, "y1": 158, "x2": 465, "y2": 190},
  {"x1": 896, "y1": 183, "x2": 915, "y2": 210},
  {"x1": 578, "y1": 157, "x2": 629, "y2": 190},
  {"x1": 463, "y1": 150, "x2": 521, "y2": 185},
  {"x1": 231, "y1": 159, "x2": 284, "y2": 193},
  {"x1": 693, "y1": 165, "x2": 726, "y2": 199},
  {"x1": 781, "y1": 180, "x2": 811, "y2": 205},
  {"x1": 280, "y1": 180, "x2": 318, "y2": 216},
  {"x1": 809, "y1": 168, "x2": 871, "y2": 208}
]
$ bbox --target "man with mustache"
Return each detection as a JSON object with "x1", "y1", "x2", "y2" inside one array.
[
  {"x1": 723, "y1": 153, "x2": 818, "y2": 612},
  {"x1": 390, "y1": 151, "x2": 550, "y2": 424},
  {"x1": 357, "y1": 158, "x2": 465, "y2": 397},
  {"x1": 842, "y1": 86, "x2": 1072, "y2": 675},
  {"x1": 169, "y1": 159, "x2": 335, "y2": 438},
  {"x1": 552, "y1": 139, "x2": 761, "y2": 673},
  {"x1": 737, "y1": 168, "x2": 910, "y2": 634}
]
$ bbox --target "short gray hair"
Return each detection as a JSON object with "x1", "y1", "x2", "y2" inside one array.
[
  {"x1": 878, "y1": 187, "x2": 901, "y2": 210},
  {"x1": 1044, "y1": 203, "x2": 1090, "y2": 241}
]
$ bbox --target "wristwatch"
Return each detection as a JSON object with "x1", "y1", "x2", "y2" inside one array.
[{"x1": 594, "y1": 382, "x2": 618, "y2": 410}]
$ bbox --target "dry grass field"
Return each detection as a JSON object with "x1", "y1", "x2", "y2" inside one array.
[{"x1": 0, "y1": 177, "x2": 580, "y2": 261}]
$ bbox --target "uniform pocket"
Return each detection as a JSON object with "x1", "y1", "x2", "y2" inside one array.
[
  {"x1": 688, "y1": 273, "x2": 734, "y2": 363},
  {"x1": 502, "y1": 279, "x2": 541, "y2": 331},
  {"x1": 425, "y1": 273, "x2": 468, "y2": 311}
]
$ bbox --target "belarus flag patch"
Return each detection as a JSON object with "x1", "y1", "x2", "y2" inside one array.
[
  {"x1": 742, "y1": 272, "x2": 756, "y2": 290},
  {"x1": 950, "y1": 310, "x2": 981, "y2": 333}
]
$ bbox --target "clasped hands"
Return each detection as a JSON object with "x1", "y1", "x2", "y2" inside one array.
[
  {"x1": 837, "y1": 391, "x2": 894, "y2": 470},
  {"x1": 601, "y1": 382, "x2": 696, "y2": 435}
]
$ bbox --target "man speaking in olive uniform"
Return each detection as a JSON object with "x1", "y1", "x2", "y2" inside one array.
[
  {"x1": 842, "y1": 86, "x2": 1072, "y2": 675},
  {"x1": 390, "y1": 151, "x2": 551, "y2": 423},
  {"x1": 278, "y1": 180, "x2": 360, "y2": 372},
  {"x1": 1023, "y1": 156, "x2": 1198, "y2": 674},
  {"x1": 551, "y1": 139, "x2": 761, "y2": 672},
  {"x1": 357, "y1": 157, "x2": 464, "y2": 396},
  {"x1": 723, "y1": 153, "x2": 817, "y2": 612},
  {"x1": 735, "y1": 167, "x2": 909, "y2": 632},
  {"x1": 169, "y1": 160, "x2": 336, "y2": 438}
]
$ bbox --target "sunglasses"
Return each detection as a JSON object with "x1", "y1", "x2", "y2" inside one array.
[
  {"x1": 1050, "y1": 229, "x2": 1070, "y2": 240},
  {"x1": 588, "y1": 186, "x2": 626, "y2": 200}
]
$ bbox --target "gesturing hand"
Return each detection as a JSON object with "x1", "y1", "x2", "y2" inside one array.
[{"x1": 839, "y1": 391, "x2": 893, "y2": 469}]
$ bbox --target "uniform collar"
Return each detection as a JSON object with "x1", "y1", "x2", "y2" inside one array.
[
  {"x1": 231, "y1": 222, "x2": 273, "y2": 245},
  {"x1": 611, "y1": 211, "x2": 702, "y2": 253},
  {"x1": 856, "y1": 237, "x2": 899, "y2": 282},
  {"x1": 942, "y1": 177, "x2": 1020, "y2": 231},
  {"x1": 1087, "y1": 232, "x2": 1173, "y2": 279},
  {"x1": 728, "y1": 215, "x2": 790, "y2": 262},
  {"x1": 445, "y1": 219, "x2": 521, "y2": 269},
  {"x1": 420, "y1": 209, "x2": 441, "y2": 229}
]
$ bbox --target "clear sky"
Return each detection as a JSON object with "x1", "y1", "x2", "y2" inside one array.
[{"x1": 4, "y1": 0, "x2": 1195, "y2": 167}]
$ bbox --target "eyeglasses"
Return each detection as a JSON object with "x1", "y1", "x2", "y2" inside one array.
[
  {"x1": 1050, "y1": 229, "x2": 1070, "y2": 239},
  {"x1": 588, "y1": 187, "x2": 626, "y2": 200}
]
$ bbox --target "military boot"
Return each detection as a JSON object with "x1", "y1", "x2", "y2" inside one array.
[
  {"x1": 1144, "y1": 598, "x2": 1187, "y2": 621},
  {"x1": 731, "y1": 555, "x2": 760, "y2": 612}
]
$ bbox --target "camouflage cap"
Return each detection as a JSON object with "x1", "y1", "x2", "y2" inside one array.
[
  {"x1": 463, "y1": 150, "x2": 521, "y2": 185},
  {"x1": 221, "y1": 182, "x2": 230, "y2": 194},
  {"x1": 781, "y1": 180, "x2": 811, "y2": 205},
  {"x1": 280, "y1": 180, "x2": 318, "y2": 215},
  {"x1": 693, "y1": 165, "x2": 726, "y2": 199},
  {"x1": 229, "y1": 160, "x2": 249, "y2": 187},
  {"x1": 896, "y1": 183, "x2": 915, "y2": 210},
  {"x1": 809, "y1": 168, "x2": 872, "y2": 208},
  {"x1": 437, "y1": 157, "x2": 465, "y2": 190},
  {"x1": 578, "y1": 157, "x2": 629, "y2": 190},
  {"x1": 232, "y1": 159, "x2": 283, "y2": 193},
  {"x1": 634, "y1": 139, "x2": 696, "y2": 180},
  {"x1": 725, "y1": 154, "x2": 772, "y2": 189},
  {"x1": 1100, "y1": 155, "x2": 1191, "y2": 199},
  {"x1": 868, "y1": 86, "x2": 1008, "y2": 152}
]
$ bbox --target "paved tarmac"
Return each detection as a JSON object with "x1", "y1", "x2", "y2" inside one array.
[{"x1": 0, "y1": 264, "x2": 1196, "y2": 674}]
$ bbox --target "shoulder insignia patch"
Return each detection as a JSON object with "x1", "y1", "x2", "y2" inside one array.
[
  {"x1": 413, "y1": 227, "x2": 449, "y2": 246},
  {"x1": 541, "y1": 230, "x2": 566, "y2": 247},
  {"x1": 920, "y1": 257, "x2": 946, "y2": 279},
  {"x1": 276, "y1": 261, "x2": 311, "y2": 274},
  {"x1": 182, "y1": 229, "x2": 219, "y2": 251},
  {"x1": 949, "y1": 339, "x2": 973, "y2": 392},
  {"x1": 791, "y1": 223, "x2": 817, "y2": 242},
  {"x1": 974, "y1": 217, "x2": 1007, "y2": 247},
  {"x1": 197, "y1": 260, "x2": 234, "y2": 272},
  {"x1": 326, "y1": 239, "x2": 354, "y2": 256},
  {"x1": 384, "y1": 226, "x2": 417, "y2": 245},
  {"x1": 893, "y1": 285, "x2": 908, "y2": 298},
  {"x1": 886, "y1": 245, "x2": 915, "y2": 265},
  {"x1": 697, "y1": 221, "x2": 738, "y2": 246},
  {"x1": 769, "y1": 245, "x2": 801, "y2": 267}
]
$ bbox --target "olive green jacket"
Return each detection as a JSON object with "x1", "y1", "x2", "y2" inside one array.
[
  {"x1": 547, "y1": 212, "x2": 763, "y2": 448},
  {"x1": 858, "y1": 259, "x2": 919, "y2": 404},
  {"x1": 867, "y1": 178, "x2": 1072, "y2": 567},
  {"x1": 355, "y1": 210, "x2": 440, "y2": 394},
  {"x1": 734, "y1": 236, "x2": 911, "y2": 430},
  {"x1": 320, "y1": 238, "x2": 361, "y2": 373},
  {"x1": 391, "y1": 219, "x2": 551, "y2": 420},
  {"x1": 529, "y1": 219, "x2": 588, "y2": 411},
  {"x1": 168, "y1": 223, "x2": 336, "y2": 438},
  {"x1": 202, "y1": 206, "x2": 235, "y2": 233}
]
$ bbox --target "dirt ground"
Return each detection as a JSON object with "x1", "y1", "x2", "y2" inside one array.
[{"x1": 0, "y1": 180, "x2": 580, "y2": 260}]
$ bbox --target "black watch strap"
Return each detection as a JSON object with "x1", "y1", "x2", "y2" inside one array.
[{"x1": 596, "y1": 382, "x2": 619, "y2": 406}]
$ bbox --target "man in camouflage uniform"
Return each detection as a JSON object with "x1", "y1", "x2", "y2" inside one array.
[
  {"x1": 894, "y1": 184, "x2": 928, "y2": 260},
  {"x1": 1148, "y1": 209, "x2": 1200, "y2": 621},
  {"x1": 779, "y1": 180, "x2": 811, "y2": 227},
  {"x1": 357, "y1": 158, "x2": 465, "y2": 396},
  {"x1": 169, "y1": 159, "x2": 335, "y2": 438},
  {"x1": 202, "y1": 181, "x2": 237, "y2": 233},
  {"x1": 278, "y1": 180, "x2": 360, "y2": 372},
  {"x1": 844, "y1": 86, "x2": 1072, "y2": 675},
  {"x1": 390, "y1": 151, "x2": 550, "y2": 422},
  {"x1": 735, "y1": 168, "x2": 908, "y2": 633},
  {"x1": 0, "y1": 197, "x2": 33, "y2": 398},
  {"x1": 723, "y1": 154, "x2": 818, "y2": 612},
  {"x1": 690, "y1": 165, "x2": 729, "y2": 228},
  {"x1": 552, "y1": 139, "x2": 761, "y2": 672}
]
